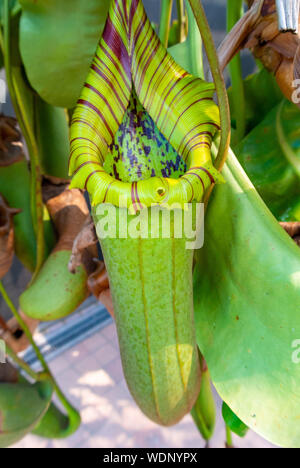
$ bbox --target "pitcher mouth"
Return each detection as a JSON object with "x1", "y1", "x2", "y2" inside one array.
[
  {"x1": 70, "y1": 147, "x2": 223, "y2": 210},
  {"x1": 70, "y1": 90, "x2": 223, "y2": 210}
]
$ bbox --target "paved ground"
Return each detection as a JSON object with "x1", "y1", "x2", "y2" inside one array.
[{"x1": 12, "y1": 321, "x2": 277, "y2": 449}]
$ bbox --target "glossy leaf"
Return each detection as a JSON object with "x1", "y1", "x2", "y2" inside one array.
[
  {"x1": 235, "y1": 99, "x2": 300, "y2": 221},
  {"x1": 193, "y1": 147, "x2": 300, "y2": 448},
  {"x1": 222, "y1": 402, "x2": 248, "y2": 438},
  {"x1": 19, "y1": 0, "x2": 111, "y2": 108},
  {"x1": 70, "y1": 0, "x2": 222, "y2": 209}
]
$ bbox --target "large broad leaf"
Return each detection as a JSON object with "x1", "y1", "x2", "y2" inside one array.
[
  {"x1": 193, "y1": 147, "x2": 300, "y2": 448},
  {"x1": 19, "y1": 0, "x2": 110, "y2": 108},
  {"x1": 235, "y1": 99, "x2": 300, "y2": 221},
  {"x1": 9, "y1": 8, "x2": 70, "y2": 179}
]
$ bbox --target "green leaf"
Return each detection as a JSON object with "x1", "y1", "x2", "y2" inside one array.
[
  {"x1": 222, "y1": 402, "x2": 248, "y2": 438},
  {"x1": 0, "y1": 0, "x2": 18, "y2": 24},
  {"x1": 168, "y1": 20, "x2": 180, "y2": 48},
  {"x1": 168, "y1": 1, "x2": 203, "y2": 79},
  {"x1": 0, "y1": 380, "x2": 53, "y2": 448},
  {"x1": 4, "y1": 6, "x2": 70, "y2": 179},
  {"x1": 19, "y1": 0, "x2": 111, "y2": 108},
  {"x1": 228, "y1": 68, "x2": 283, "y2": 135},
  {"x1": 193, "y1": 147, "x2": 300, "y2": 448},
  {"x1": 235, "y1": 99, "x2": 300, "y2": 221},
  {"x1": 35, "y1": 97, "x2": 70, "y2": 179}
]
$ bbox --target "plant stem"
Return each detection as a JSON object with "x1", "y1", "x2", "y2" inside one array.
[
  {"x1": 176, "y1": 0, "x2": 185, "y2": 42},
  {"x1": 188, "y1": 0, "x2": 231, "y2": 172},
  {"x1": 159, "y1": 0, "x2": 173, "y2": 47},
  {"x1": 0, "y1": 281, "x2": 81, "y2": 428},
  {"x1": 226, "y1": 425, "x2": 233, "y2": 448},
  {"x1": 2, "y1": 0, "x2": 45, "y2": 279},
  {"x1": 227, "y1": 0, "x2": 245, "y2": 145},
  {"x1": 5, "y1": 343, "x2": 47, "y2": 382}
]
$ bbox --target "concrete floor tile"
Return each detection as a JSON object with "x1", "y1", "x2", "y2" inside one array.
[
  {"x1": 104, "y1": 357, "x2": 124, "y2": 384},
  {"x1": 55, "y1": 367, "x2": 80, "y2": 388},
  {"x1": 48, "y1": 355, "x2": 70, "y2": 376},
  {"x1": 101, "y1": 323, "x2": 119, "y2": 347},
  {"x1": 49, "y1": 428, "x2": 90, "y2": 449},
  {"x1": 79, "y1": 430, "x2": 132, "y2": 449},
  {"x1": 73, "y1": 354, "x2": 100, "y2": 374},
  {"x1": 83, "y1": 333, "x2": 107, "y2": 352},
  {"x1": 78, "y1": 368, "x2": 116, "y2": 396},
  {"x1": 11, "y1": 435, "x2": 53, "y2": 449},
  {"x1": 60, "y1": 343, "x2": 89, "y2": 366},
  {"x1": 92, "y1": 343, "x2": 119, "y2": 368},
  {"x1": 80, "y1": 406, "x2": 112, "y2": 435}
]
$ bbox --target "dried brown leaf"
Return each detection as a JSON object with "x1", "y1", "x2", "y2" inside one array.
[
  {"x1": 0, "y1": 195, "x2": 20, "y2": 279},
  {"x1": 293, "y1": 44, "x2": 300, "y2": 79},
  {"x1": 218, "y1": 0, "x2": 265, "y2": 70},
  {"x1": 280, "y1": 221, "x2": 300, "y2": 237},
  {"x1": 0, "y1": 115, "x2": 24, "y2": 166},
  {"x1": 68, "y1": 216, "x2": 98, "y2": 274}
]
